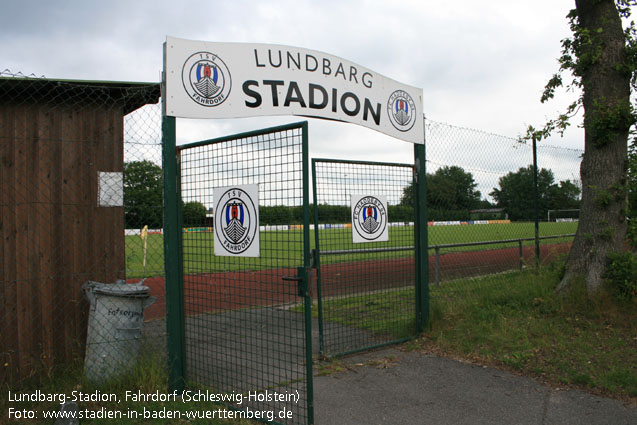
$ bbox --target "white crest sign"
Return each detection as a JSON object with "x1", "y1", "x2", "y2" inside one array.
[
  {"x1": 351, "y1": 194, "x2": 389, "y2": 243},
  {"x1": 213, "y1": 185, "x2": 260, "y2": 257}
]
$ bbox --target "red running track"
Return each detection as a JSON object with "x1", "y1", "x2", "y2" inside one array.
[{"x1": 131, "y1": 243, "x2": 571, "y2": 322}]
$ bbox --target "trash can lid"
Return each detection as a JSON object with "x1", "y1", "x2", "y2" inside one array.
[{"x1": 87, "y1": 282, "x2": 151, "y2": 297}]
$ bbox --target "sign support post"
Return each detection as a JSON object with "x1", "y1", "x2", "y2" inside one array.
[
  {"x1": 163, "y1": 113, "x2": 186, "y2": 392},
  {"x1": 413, "y1": 116, "x2": 429, "y2": 331}
]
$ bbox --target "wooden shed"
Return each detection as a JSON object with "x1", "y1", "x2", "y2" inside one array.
[{"x1": 0, "y1": 76, "x2": 161, "y2": 383}]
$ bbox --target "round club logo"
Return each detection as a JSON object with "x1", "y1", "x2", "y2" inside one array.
[
  {"x1": 352, "y1": 196, "x2": 388, "y2": 242},
  {"x1": 182, "y1": 51, "x2": 231, "y2": 107},
  {"x1": 214, "y1": 187, "x2": 258, "y2": 255},
  {"x1": 387, "y1": 90, "x2": 416, "y2": 132}
]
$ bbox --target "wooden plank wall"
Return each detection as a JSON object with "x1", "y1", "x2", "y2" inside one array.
[{"x1": 0, "y1": 102, "x2": 125, "y2": 384}]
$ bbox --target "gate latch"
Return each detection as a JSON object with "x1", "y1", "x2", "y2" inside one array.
[{"x1": 282, "y1": 266, "x2": 309, "y2": 297}]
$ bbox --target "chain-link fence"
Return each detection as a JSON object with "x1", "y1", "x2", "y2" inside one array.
[
  {"x1": 424, "y1": 119, "x2": 582, "y2": 311},
  {"x1": 1, "y1": 69, "x2": 584, "y2": 390},
  {"x1": 0, "y1": 70, "x2": 162, "y2": 386},
  {"x1": 121, "y1": 97, "x2": 165, "y2": 355}
]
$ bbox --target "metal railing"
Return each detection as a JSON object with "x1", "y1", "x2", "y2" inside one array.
[
  {"x1": 319, "y1": 233, "x2": 576, "y2": 286},
  {"x1": 430, "y1": 234, "x2": 575, "y2": 285}
]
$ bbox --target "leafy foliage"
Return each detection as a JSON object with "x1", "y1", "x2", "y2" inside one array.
[
  {"x1": 182, "y1": 201, "x2": 207, "y2": 227},
  {"x1": 628, "y1": 137, "x2": 637, "y2": 247},
  {"x1": 428, "y1": 166, "x2": 482, "y2": 211},
  {"x1": 490, "y1": 165, "x2": 581, "y2": 221},
  {"x1": 124, "y1": 160, "x2": 163, "y2": 229},
  {"x1": 604, "y1": 251, "x2": 637, "y2": 301},
  {"x1": 527, "y1": 1, "x2": 637, "y2": 142},
  {"x1": 400, "y1": 165, "x2": 483, "y2": 220},
  {"x1": 259, "y1": 204, "x2": 414, "y2": 225}
]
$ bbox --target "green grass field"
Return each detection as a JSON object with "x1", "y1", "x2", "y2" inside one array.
[{"x1": 125, "y1": 222, "x2": 578, "y2": 278}]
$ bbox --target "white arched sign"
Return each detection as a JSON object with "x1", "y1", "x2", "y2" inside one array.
[{"x1": 164, "y1": 36, "x2": 424, "y2": 144}]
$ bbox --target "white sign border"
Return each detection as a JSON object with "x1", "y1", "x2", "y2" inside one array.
[{"x1": 351, "y1": 194, "x2": 389, "y2": 244}]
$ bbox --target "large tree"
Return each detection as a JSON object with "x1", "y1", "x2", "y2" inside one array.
[
  {"x1": 529, "y1": 0, "x2": 635, "y2": 296},
  {"x1": 182, "y1": 201, "x2": 207, "y2": 227},
  {"x1": 401, "y1": 165, "x2": 481, "y2": 211},
  {"x1": 428, "y1": 166, "x2": 482, "y2": 211},
  {"x1": 550, "y1": 180, "x2": 582, "y2": 212},
  {"x1": 490, "y1": 166, "x2": 559, "y2": 221},
  {"x1": 124, "y1": 160, "x2": 163, "y2": 229}
]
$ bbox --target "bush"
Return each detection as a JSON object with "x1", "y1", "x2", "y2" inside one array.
[
  {"x1": 260, "y1": 205, "x2": 293, "y2": 225},
  {"x1": 628, "y1": 217, "x2": 637, "y2": 250},
  {"x1": 388, "y1": 204, "x2": 413, "y2": 222},
  {"x1": 604, "y1": 252, "x2": 637, "y2": 302},
  {"x1": 182, "y1": 201, "x2": 207, "y2": 227}
]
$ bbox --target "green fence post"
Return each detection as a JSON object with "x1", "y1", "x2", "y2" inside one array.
[
  {"x1": 413, "y1": 118, "x2": 429, "y2": 332},
  {"x1": 301, "y1": 122, "x2": 315, "y2": 425},
  {"x1": 311, "y1": 159, "x2": 325, "y2": 356},
  {"x1": 532, "y1": 135, "x2": 540, "y2": 272},
  {"x1": 162, "y1": 114, "x2": 186, "y2": 392},
  {"x1": 434, "y1": 246, "x2": 440, "y2": 286}
]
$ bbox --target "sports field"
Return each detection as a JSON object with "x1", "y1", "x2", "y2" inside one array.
[{"x1": 125, "y1": 221, "x2": 577, "y2": 278}]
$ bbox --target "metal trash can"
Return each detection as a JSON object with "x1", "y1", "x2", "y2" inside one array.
[{"x1": 83, "y1": 280, "x2": 156, "y2": 382}]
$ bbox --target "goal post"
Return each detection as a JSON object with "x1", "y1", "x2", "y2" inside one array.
[{"x1": 547, "y1": 209, "x2": 580, "y2": 222}]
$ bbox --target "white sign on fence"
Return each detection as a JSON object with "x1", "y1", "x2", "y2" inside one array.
[
  {"x1": 98, "y1": 171, "x2": 123, "y2": 207},
  {"x1": 351, "y1": 194, "x2": 389, "y2": 243},
  {"x1": 164, "y1": 36, "x2": 424, "y2": 144},
  {"x1": 213, "y1": 184, "x2": 260, "y2": 257}
]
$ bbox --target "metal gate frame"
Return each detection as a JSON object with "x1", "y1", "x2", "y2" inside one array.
[
  {"x1": 311, "y1": 153, "x2": 428, "y2": 357},
  {"x1": 162, "y1": 115, "x2": 428, "y2": 424},
  {"x1": 162, "y1": 119, "x2": 314, "y2": 425}
]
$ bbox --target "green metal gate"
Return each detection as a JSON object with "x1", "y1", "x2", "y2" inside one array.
[
  {"x1": 163, "y1": 120, "x2": 314, "y2": 425},
  {"x1": 312, "y1": 158, "x2": 426, "y2": 356}
]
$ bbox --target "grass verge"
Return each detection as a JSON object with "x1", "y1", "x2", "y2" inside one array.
[
  {"x1": 420, "y1": 268, "x2": 637, "y2": 400},
  {"x1": 316, "y1": 266, "x2": 636, "y2": 400}
]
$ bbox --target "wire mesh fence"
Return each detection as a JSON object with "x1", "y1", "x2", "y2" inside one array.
[
  {"x1": 312, "y1": 159, "x2": 417, "y2": 356},
  {"x1": 0, "y1": 70, "x2": 162, "y2": 386},
  {"x1": 177, "y1": 123, "x2": 311, "y2": 425},
  {"x1": 1, "y1": 68, "x2": 585, "y2": 404},
  {"x1": 121, "y1": 100, "x2": 166, "y2": 355},
  {"x1": 424, "y1": 119, "x2": 583, "y2": 311}
]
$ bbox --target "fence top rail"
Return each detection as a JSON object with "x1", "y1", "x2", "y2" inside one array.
[
  {"x1": 321, "y1": 245, "x2": 415, "y2": 256},
  {"x1": 432, "y1": 233, "x2": 576, "y2": 250},
  {"x1": 177, "y1": 120, "x2": 307, "y2": 151},
  {"x1": 319, "y1": 234, "x2": 576, "y2": 256},
  {"x1": 312, "y1": 157, "x2": 414, "y2": 169}
]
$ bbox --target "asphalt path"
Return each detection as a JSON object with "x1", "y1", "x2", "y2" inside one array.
[{"x1": 313, "y1": 348, "x2": 637, "y2": 425}]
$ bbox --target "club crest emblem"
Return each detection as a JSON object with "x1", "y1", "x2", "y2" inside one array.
[
  {"x1": 182, "y1": 51, "x2": 231, "y2": 107},
  {"x1": 223, "y1": 201, "x2": 247, "y2": 243},
  {"x1": 361, "y1": 205, "x2": 380, "y2": 234},
  {"x1": 214, "y1": 185, "x2": 259, "y2": 257},
  {"x1": 387, "y1": 90, "x2": 416, "y2": 132},
  {"x1": 351, "y1": 195, "x2": 389, "y2": 243}
]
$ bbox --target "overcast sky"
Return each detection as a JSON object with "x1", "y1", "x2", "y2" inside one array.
[{"x1": 1, "y1": 0, "x2": 585, "y2": 179}]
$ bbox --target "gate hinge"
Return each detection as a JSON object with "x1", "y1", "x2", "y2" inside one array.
[{"x1": 310, "y1": 249, "x2": 318, "y2": 269}]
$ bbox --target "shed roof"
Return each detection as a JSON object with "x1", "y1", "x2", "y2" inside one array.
[{"x1": 0, "y1": 76, "x2": 161, "y2": 114}]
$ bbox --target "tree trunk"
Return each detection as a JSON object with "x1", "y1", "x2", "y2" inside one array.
[{"x1": 557, "y1": 0, "x2": 631, "y2": 296}]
